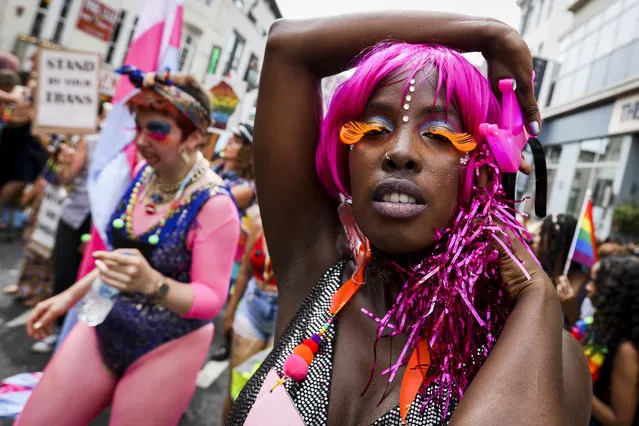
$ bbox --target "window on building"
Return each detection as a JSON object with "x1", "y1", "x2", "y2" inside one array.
[
  {"x1": 126, "y1": 16, "x2": 139, "y2": 52},
  {"x1": 244, "y1": 53, "x2": 259, "y2": 89},
  {"x1": 207, "y1": 46, "x2": 222, "y2": 75},
  {"x1": 615, "y1": 4, "x2": 639, "y2": 47},
  {"x1": 105, "y1": 10, "x2": 127, "y2": 64},
  {"x1": 223, "y1": 30, "x2": 246, "y2": 76},
  {"x1": 536, "y1": 0, "x2": 546, "y2": 26},
  {"x1": 595, "y1": 21, "x2": 617, "y2": 59},
  {"x1": 30, "y1": 0, "x2": 51, "y2": 38},
  {"x1": 52, "y1": 0, "x2": 73, "y2": 44},
  {"x1": 546, "y1": 145, "x2": 563, "y2": 164},
  {"x1": 547, "y1": 0, "x2": 555, "y2": 17},
  {"x1": 179, "y1": 31, "x2": 200, "y2": 72}
]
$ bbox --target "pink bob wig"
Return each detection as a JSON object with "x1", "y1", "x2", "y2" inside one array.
[{"x1": 316, "y1": 41, "x2": 501, "y2": 205}]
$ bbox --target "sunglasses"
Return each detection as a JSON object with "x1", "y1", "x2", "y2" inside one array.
[{"x1": 133, "y1": 120, "x2": 174, "y2": 143}]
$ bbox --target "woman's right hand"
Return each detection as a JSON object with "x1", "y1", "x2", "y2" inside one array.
[
  {"x1": 556, "y1": 275, "x2": 576, "y2": 303},
  {"x1": 26, "y1": 292, "x2": 74, "y2": 340}
]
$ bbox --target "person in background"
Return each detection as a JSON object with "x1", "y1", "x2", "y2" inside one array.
[
  {"x1": 31, "y1": 103, "x2": 105, "y2": 353},
  {"x1": 18, "y1": 71, "x2": 239, "y2": 426},
  {"x1": 558, "y1": 242, "x2": 634, "y2": 326},
  {"x1": 209, "y1": 123, "x2": 257, "y2": 362},
  {"x1": 222, "y1": 207, "x2": 278, "y2": 420},
  {"x1": 570, "y1": 256, "x2": 639, "y2": 426},
  {"x1": 213, "y1": 123, "x2": 256, "y2": 212},
  {"x1": 0, "y1": 65, "x2": 47, "y2": 222},
  {"x1": 533, "y1": 214, "x2": 590, "y2": 327}
]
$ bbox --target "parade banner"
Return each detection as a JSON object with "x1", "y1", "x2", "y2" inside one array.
[
  {"x1": 76, "y1": 0, "x2": 120, "y2": 42},
  {"x1": 33, "y1": 47, "x2": 100, "y2": 135},
  {"x1": 28, "y1": 184, "x2": 67, "y2": 259},
  {"x1": 210, "y1": 80, "x2": 240, "y2": 130}
]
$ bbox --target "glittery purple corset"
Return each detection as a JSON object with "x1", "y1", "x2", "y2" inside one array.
[{"x1": 96, "y1": 165, "x2": 233, "y2": 376}]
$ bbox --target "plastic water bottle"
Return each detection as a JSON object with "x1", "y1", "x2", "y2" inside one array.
[{"x1": 77, "y1": 277, "x2": 119, "y2": 327}]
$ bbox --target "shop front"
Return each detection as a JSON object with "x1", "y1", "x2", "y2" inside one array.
[{"x1": 536, "y1": 95, "x2": 639, "y2": 239}]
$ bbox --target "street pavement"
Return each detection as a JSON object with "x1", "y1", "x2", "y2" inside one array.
[{"x1": 0, "y1": 239, "x2": 230, "y2": 426}]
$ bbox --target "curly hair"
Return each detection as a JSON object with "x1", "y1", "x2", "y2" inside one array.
[
  {"x1": 591, "y1": 256, "x2": 639, "y2": 350},
  {"x1": 234, "y1": 142, "x2": 254, "y2": 180},
  {"x1": 537, "y1": 214, "x2": 578, "y2": 282}
]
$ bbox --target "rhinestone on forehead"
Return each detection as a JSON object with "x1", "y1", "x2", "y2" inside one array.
[{"x1": 403, "y1": 78, "x2": 417, "y2": 123}]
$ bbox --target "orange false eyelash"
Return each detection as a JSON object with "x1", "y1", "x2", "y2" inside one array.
[
  {"x1": 339, "y1": 121, "x2": 383, "y2": 145},
  {"x1": 427, "y1": 126, "x2": 476, "y2": 152}
]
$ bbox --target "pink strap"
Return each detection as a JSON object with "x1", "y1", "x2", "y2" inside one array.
[{"x1": 244, "y1": 369, "x2": 305, "y2": 426}]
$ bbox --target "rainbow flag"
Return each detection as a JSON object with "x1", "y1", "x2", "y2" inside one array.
[{"x1": 567, "y1": 195, "x2": 599, "y2": 270}]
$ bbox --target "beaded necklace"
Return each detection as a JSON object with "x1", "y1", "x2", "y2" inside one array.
[
  {"x1": 570, "y1": 316, "x2": 608, "y2": 383},
  {"x1": 146, "y1": 164, "x2": 207, "y2": 212},
  {"x1": 112, "y1": 155, "x2": 207, "y2": 245},
  {"x1": 0, "y1": 104, "x2": 14, "y2": 132}
]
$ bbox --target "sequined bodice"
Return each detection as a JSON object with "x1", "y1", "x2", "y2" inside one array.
[
  {"x1": 228, "y1": 261, "x2": 456, "y2": 425},
  {"x1": 95, "y1": 166, "x2": 233, "y2": 376}
]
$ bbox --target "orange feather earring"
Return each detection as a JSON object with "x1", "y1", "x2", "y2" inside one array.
[
  {"x1": 339, "y1": 121, "x2": 383, "y2": 145},
  {"x1": 428, "y1": 126, "x2": 477, "y2": 152}
]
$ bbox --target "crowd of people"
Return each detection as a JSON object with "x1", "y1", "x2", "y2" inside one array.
[{"x1": 0, "y1": 9, "x2": 637, "y2": 426}]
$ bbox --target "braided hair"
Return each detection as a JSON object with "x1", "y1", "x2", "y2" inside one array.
[
  {"x1": 537, "y1": 214, "x2": 578, "y2": 282},
  {"x1": 590, "y1": 256, "x2": 639, "y2": 350}
]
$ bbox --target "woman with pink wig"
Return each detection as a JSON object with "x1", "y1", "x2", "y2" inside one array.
[{"x1": 229, "y1": 12, "x2": 591, "y2": 426}]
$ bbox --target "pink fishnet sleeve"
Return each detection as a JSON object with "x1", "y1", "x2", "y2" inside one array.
[{"x1": 184, "y1": 194, "x2": 240, "y2": 319}]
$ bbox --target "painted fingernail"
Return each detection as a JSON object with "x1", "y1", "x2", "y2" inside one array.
[
  {"x1": 34, "y1": 322, "x2": 41, "y2": 330},
  {"x1": 527, "y1": 121, "x2": 540, "y2": 136}
]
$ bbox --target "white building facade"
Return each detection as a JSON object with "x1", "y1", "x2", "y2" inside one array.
[
  {"x1": 0, "y1": 0, "x2": 281, "y2": 127},
  {"x1": 519, "y1": 0, "x2": 639, "y2": 240}
]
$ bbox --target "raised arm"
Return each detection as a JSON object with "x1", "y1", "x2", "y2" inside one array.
[{"x1": 256, "y1": 12, "x2": 539, "y2": 332}]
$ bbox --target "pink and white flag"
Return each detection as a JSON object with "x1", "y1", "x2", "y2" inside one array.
[{"x1": 87, "y1": 0, "x2": 183, "y2": 247}]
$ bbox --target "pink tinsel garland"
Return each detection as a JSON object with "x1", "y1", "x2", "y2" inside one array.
[{"x1": 362, "y1": 144, "x2": 532, "y2": 417}]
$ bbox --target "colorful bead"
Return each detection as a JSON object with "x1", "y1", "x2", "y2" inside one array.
[
  {"x1": 293, "y1": 344, "x2": 314, "y2": 365},
  {"x1": 113, "y1": 218, "x2": 125, "y2": 229},
  {"x1": 148, "y1": 234, "x2": 160, "y2": 245},
  {"x1": 80, "y1": 233, "x2": 91, "y2": 243},
  {"x1": 303, "y1": 339, "x2": 319, "y2": 354},
  {"x1": 311, "y1": 334, "x2": 322, "y2": 345},
  {"x1": 283, "y1": 354, "x2": 310, "y2": 381}
]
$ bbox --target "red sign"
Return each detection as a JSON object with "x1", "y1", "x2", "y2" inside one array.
[{"x1": 76, "y1": 0, "x2": 119, "y2": 42}]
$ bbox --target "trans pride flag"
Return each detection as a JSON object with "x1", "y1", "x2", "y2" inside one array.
[
  {"x1": 565, "y1": 194, "x2": 599, "y2": 273},
  {"x1": 87, "y1": 0, "x2": 183, "y2": 246}
]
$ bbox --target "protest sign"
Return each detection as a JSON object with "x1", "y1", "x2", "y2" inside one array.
[
  {"x1": 28, "y1": 184, "x2": 67, "y2": 259},
  {"x1": 34, "y1": 47, "x2": 100, "y2": 135}
]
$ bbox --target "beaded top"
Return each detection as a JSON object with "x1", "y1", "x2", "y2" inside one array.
[{"x1": 228, "y1": 261, "x2": 456, "y2": 425}]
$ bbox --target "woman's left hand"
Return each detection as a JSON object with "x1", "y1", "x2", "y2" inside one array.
[
  {"x1": 495, "y1": 225, "x2": 552, "y2": 301},
  {"x1": 93, "y1": 249, "x2": 162, "y2": 295}
]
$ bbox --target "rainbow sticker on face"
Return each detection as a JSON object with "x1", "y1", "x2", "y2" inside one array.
[
  {"x1": 339, "y1": 121, "x2": 383, "y2": 145},
  {"x1": 137, "y1": 120, "x2": 174, "y2": 143}
]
